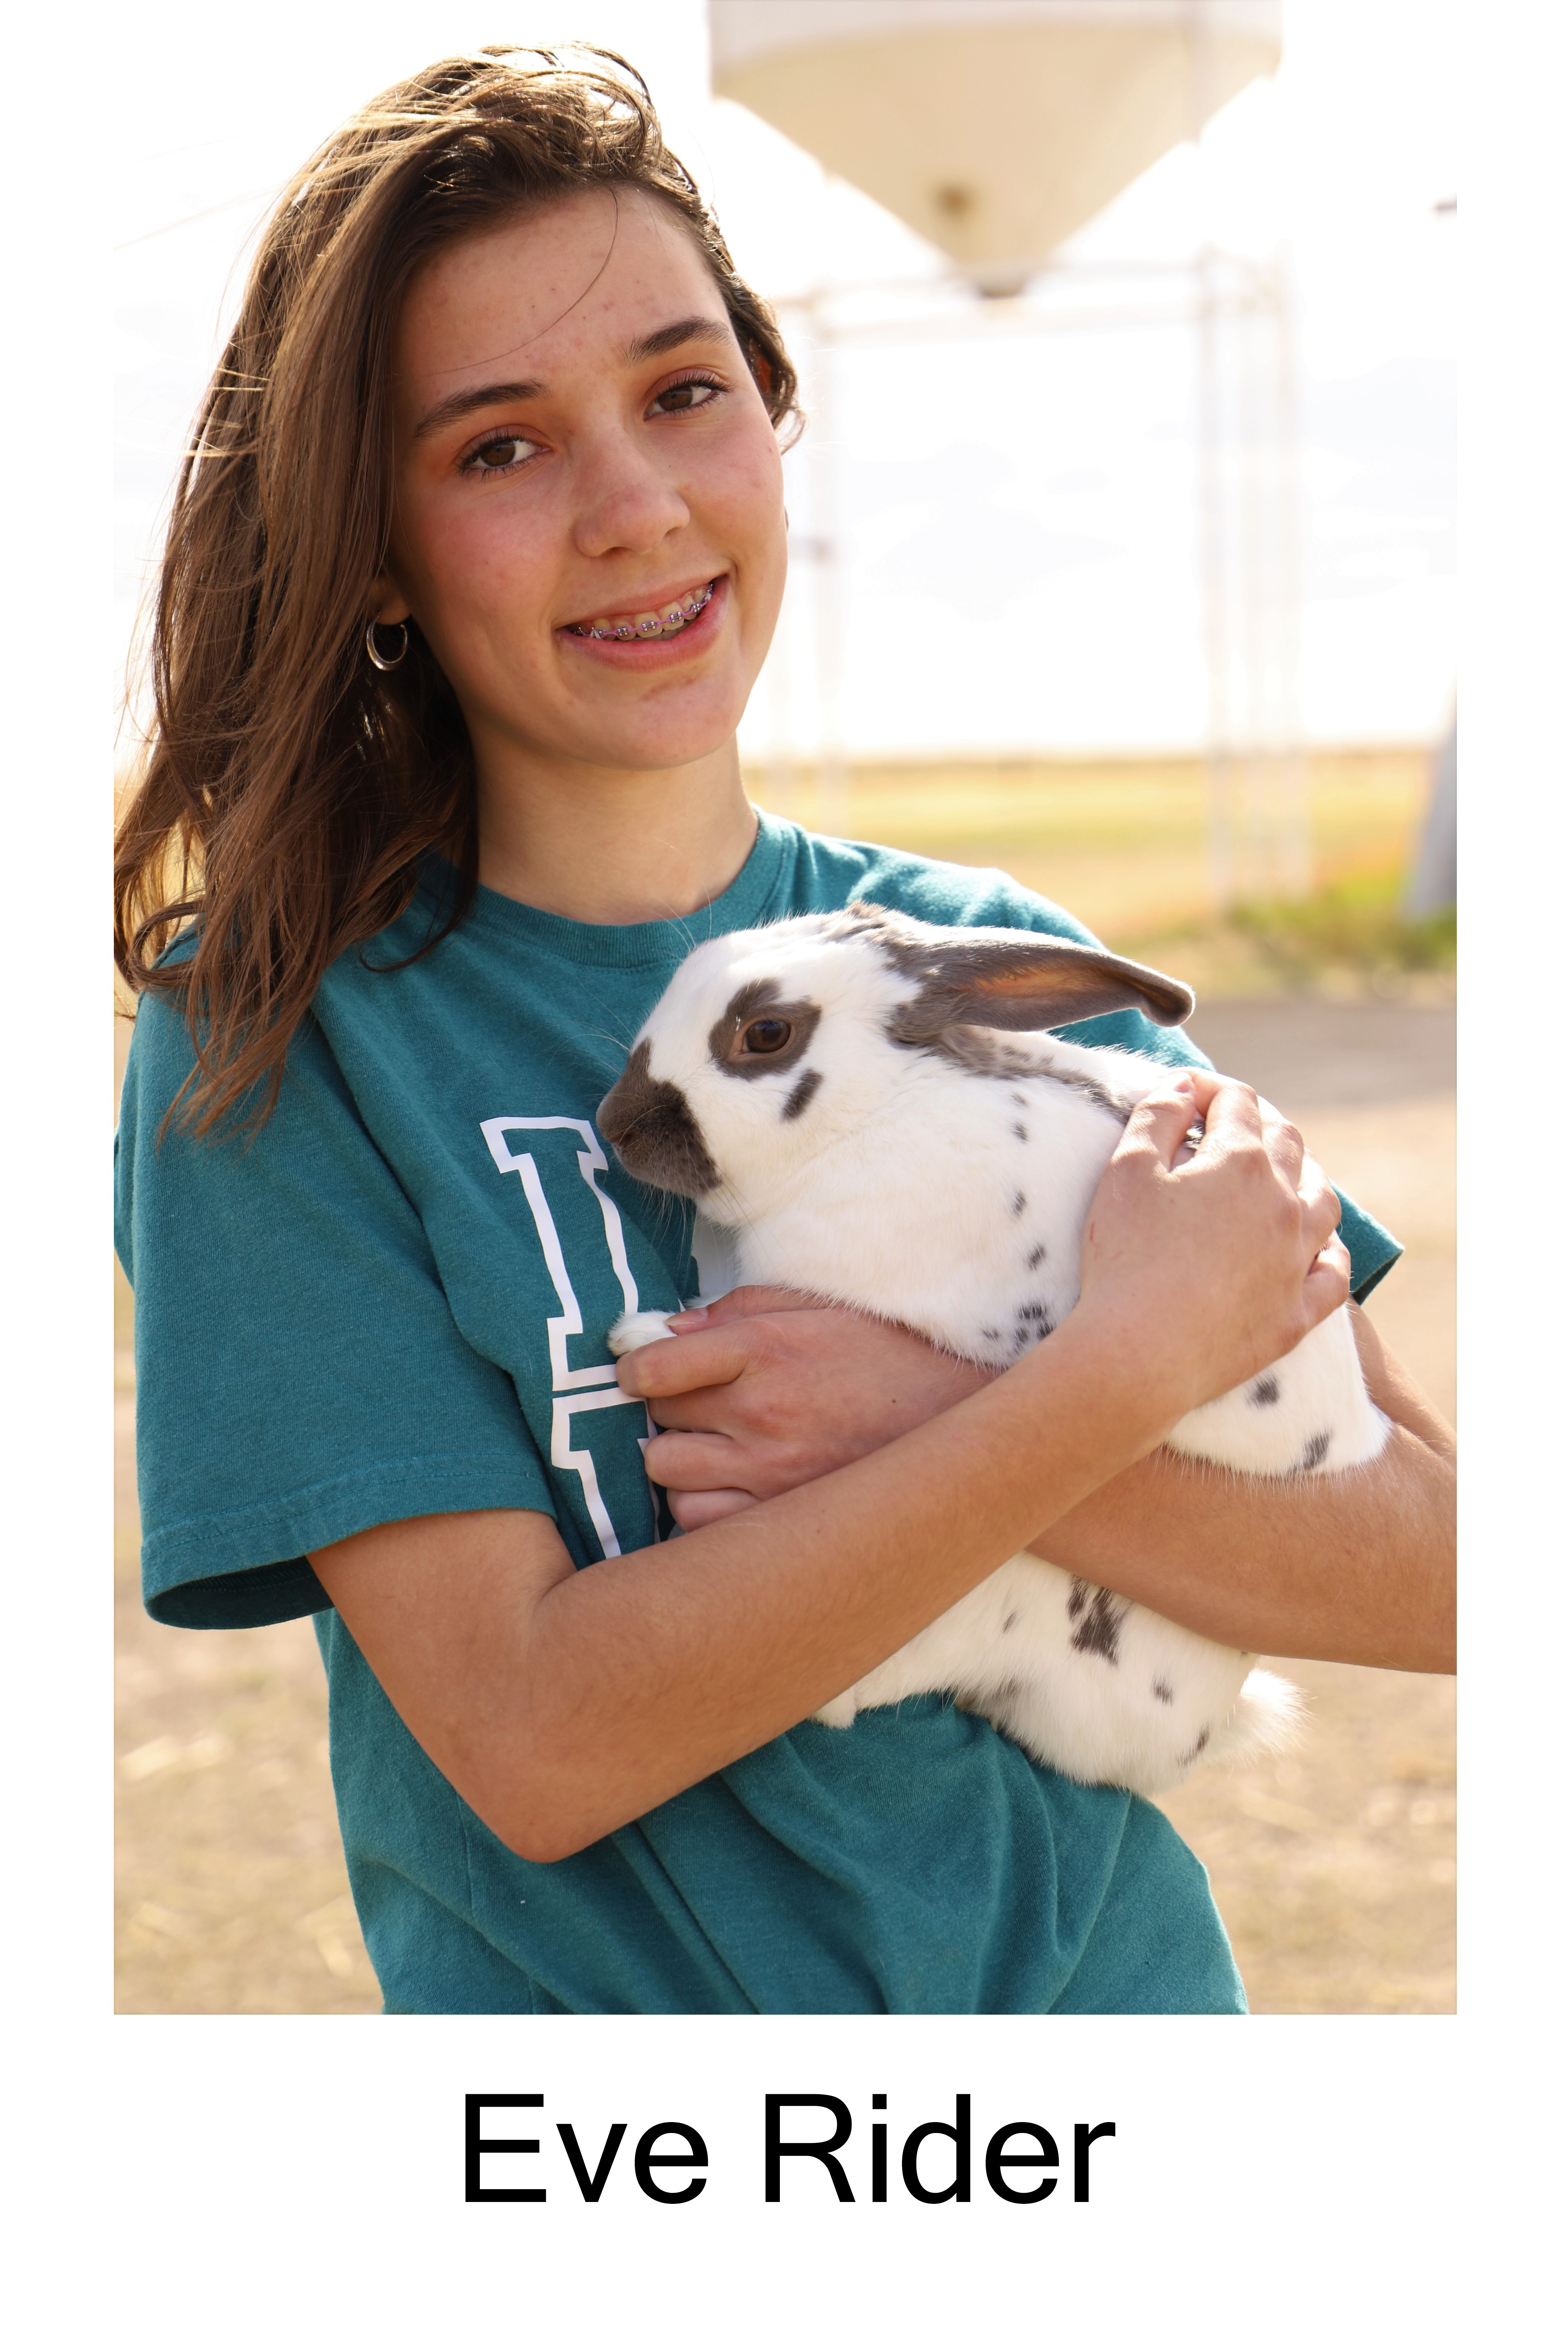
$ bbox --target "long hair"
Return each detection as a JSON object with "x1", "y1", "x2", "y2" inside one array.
[{"x1": 115, "y1": 46, "x2": 800, "y2": 1136}]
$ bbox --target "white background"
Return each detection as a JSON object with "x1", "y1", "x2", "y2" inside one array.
[{"x1": 4, "y1": 5, "x2": 1559, "y2": 2338}]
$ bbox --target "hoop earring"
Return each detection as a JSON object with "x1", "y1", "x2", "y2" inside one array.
[{"x1": 365, "y1": 617, "x2": 409, "y2": 671}]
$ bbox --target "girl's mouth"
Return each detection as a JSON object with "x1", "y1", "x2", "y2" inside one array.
[{"x1": 562, "y1": 577, "x2": 717, "y2": 644}]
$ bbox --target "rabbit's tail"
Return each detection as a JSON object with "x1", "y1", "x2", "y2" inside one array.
[{"x1": 1207, "y1": 1667, "x2": 1307, "y2": 1768}]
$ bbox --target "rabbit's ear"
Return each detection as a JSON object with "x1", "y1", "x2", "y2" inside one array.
[{"x1": 888, "y1": 932, "x2": 1194, "y2": 1038}]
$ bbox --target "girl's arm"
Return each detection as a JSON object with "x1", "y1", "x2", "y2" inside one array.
[
  {"x1": 639, "y1": 1293, "x2": 1455, "y2": 1676},
  {"x1": 310, "y1": 1073, "x2": 1347, "y2": 1862},
  {"x1": 1031, "y1": 1305, "x2": 1454, "y2": 1672}
]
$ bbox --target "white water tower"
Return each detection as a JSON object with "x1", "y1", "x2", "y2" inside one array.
[
  {"x1": 712, "y1": 0, "x2": 1304, "y2": 909},
  {"x1": 709, "y1": 0, "x2": 1281, "y2": 294}
]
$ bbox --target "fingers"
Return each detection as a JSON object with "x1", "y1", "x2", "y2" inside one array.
[
  {"x1": 668, "y1": 1283, "x2": 819, "y2": 1333},
  {"x1": 665, "y1": 1487, "x2": 758, "y2": 1531},
  {"x1": 1300, "y1": 1231, "x2": 1352, "y2": 1326},
  {"x1": 1296, "y1": 1155, "x2": 1344, "y2": 1260},
  {"x1": 641, "y1": 1428, "x2": 750, "y2": 1487},
  {"x1": 1191, "y1": 1072, "x2": 1309, "y2": 1186},
  {"x1": 1174, "y1": 1065, "x2": 1240, "y2": 1123},
  {"x1": 1152, "y1": 1069, "x2": 1315, "y2": 1207},
  {"x1": 1180, "y1": 1068, "x2": 1264, "y2": 1152},
  {"x1": 1257, "y1": 1098, "x2": 1307, "y2": 1193},
  {"x1": 1184, "y1": 1080, "x2": 1331, "y2": 1270},
  {"x1": 616, "y1": 1321, "x2": 760, "y2": 1400},
  {"x1": 1116, "y1": 1070, "x2": 1199, "y2": 1171}
]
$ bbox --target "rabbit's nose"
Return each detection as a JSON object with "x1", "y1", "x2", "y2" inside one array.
[
  {"x1": 596, "y1": 1086, "x2": 631, "y2": 1146},
  {"x1": 597, "y1": 1039, "x2": 655, "y2": 1144},
  {"x1": 597, "y1": 1043, "x2": 721, "y2": 1198}
]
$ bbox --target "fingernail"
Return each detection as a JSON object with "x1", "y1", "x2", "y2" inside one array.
[{"x1": 668, "y1": 1308, "x2": 707, "y2": 1331}]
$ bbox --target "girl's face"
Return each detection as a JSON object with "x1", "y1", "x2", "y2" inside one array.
[{"x1": 378, "y1": 189, "x2": 788, "y2": 779}]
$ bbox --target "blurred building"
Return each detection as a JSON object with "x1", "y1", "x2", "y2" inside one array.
[{"x1": 1406, "y1": 712, "x2": 1457, "y2": 917}]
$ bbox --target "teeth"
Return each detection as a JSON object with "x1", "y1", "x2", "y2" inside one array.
[{"x1": 572, "y1": 580, "x2": 714, "y2": 640}]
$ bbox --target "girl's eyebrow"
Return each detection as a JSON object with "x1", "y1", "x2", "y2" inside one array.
[
  {"x1": 412, "y1": 318, "x2": 732, "y2": 440},
  {"x1": 623, "y1": 315, "x2": 732, "y2": 363},
  {"x1": 413, "y1": 380, "x2": 542, "y2": 440}
]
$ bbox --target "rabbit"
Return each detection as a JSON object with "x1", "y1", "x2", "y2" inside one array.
[{"x1": 596, "y1": 901, "x2": 1389, "y2": 1797}]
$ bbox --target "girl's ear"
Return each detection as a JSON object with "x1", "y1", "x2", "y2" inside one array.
[
  {"x1": 885, "y1": 933, "x2": 1195, "y2": 1040},
  {"x1": 369, "y1": 567, "x2": 411, "y2": 627}
]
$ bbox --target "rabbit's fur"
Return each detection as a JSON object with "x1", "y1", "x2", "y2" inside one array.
[{"x1": 599, "y1": 903, "x2": 1388, "y2": 1796}]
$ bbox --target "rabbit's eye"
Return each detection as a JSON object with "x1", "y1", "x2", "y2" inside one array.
[{"x1": 741, "y1": 1018, "x2": 793, "y2": 1055}]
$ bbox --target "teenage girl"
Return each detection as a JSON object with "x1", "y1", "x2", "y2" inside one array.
[{"x1": 114, "y1": 52, "x2": 1455, "y2": 2015}]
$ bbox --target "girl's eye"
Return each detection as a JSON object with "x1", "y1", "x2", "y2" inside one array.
[
  {"x1": 464, "y1": 433, "x2": 542, "y2": 476},
  {"x1": 741, "y1": 1019, "x2": 792, "y2": 1055},
  {"x1": 650, "y1": 378, "x2": 722, "y2": 416}
]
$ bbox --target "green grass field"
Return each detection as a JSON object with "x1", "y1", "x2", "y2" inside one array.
[{"x1": 744, "y1": 745, "x2": 1450, "y2": 1000}]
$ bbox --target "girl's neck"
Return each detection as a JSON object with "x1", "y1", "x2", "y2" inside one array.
[{"x1": 473, "y1": 740, "x2": 760, "y2": 926}]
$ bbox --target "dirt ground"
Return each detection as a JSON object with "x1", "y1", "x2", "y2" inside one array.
[{"x1": 114, "y1": 994, "x2": 1455, "y2": 2016}]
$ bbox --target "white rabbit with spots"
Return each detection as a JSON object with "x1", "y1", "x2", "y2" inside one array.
[{"x1": 598, "y1": 903, "x2": 1388, "y2": 1797}]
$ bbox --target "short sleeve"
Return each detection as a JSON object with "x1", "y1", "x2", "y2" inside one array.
[
  {"x1": 880, "y1": 862, "x2": 1404, "y2": 1305},
  {"x1": 115, "y1": 992, "x2": 554, "y2": 1628}
]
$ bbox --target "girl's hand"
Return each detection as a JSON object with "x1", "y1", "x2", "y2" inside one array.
[
  {"x1": 1072, "y1": 1066, "x2": 1350, "y2": 1429},
  {"x1": 617, "y1": 1289, "x2": 993, "y2": 1530}
]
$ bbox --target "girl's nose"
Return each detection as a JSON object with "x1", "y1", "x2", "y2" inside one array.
[{"x1": 571, "y1": 429, "x2": 691, "y2": 559}]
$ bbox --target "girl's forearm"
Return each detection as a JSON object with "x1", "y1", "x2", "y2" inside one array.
[
  {"x1": 1024, "y1": 1305, "x2": 1455, "y2": 1672},
  {"x1": 1027, "y1": 1426, "x2": 1454, "y2": 1672}
]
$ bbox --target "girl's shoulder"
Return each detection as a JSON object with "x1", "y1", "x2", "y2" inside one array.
[
  {"x1": 763, "y1": 814, "x2": 1202, "y2": 1073},
  {"x1": 762, "y1": 813, "x2": 1100, "y2": 948},
  {"x1": 118, "y1": 965, "x2": 346, "y2": 1153}
]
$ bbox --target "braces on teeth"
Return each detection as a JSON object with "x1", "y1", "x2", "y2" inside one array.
[{"x1": 572, "y1": 580, "x2": 715, "y2": 640}]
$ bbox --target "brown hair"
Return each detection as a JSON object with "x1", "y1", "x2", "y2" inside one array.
[{"x1": 115, "y1": 45, "x2": 799, "y2": 1135}]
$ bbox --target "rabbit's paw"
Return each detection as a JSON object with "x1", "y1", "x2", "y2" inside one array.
[
  {"x1": 813, "y1": 1692, "x2": 859, "y2": 1731},
  {"x1": 607, "y1": 1310, "x2": 680, "y2": 1357}
]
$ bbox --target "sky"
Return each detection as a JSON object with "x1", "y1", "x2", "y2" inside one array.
[{"x1": 113, "y1": 0, "x2": 1456, "y2": 759}]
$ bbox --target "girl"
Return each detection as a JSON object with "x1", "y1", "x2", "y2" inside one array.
[{"x1": 114, "y1": 50, "x2": 1454, "y2": 2015}]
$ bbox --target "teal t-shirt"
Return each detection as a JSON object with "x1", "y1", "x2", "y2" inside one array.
[{"x1": 114, "y1": 812, "x2": 1400, "y2": 2015}]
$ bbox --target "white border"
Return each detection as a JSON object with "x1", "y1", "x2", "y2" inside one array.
[{"x1": 19, "y1": 0, "x2": 1554, "y2": 2329}]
